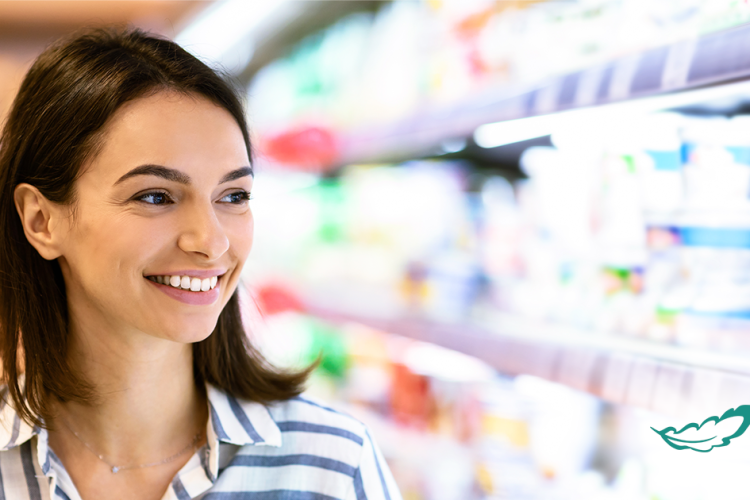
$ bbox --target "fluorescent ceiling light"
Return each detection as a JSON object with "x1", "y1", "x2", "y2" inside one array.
[
  {"x1": 474, "y1": 79, "x2": 750, "y2": 149},
  {"x1": 176, "y1": 0, "x2": 287, "y2": 73},
  {"x1": 475, "y1": 112, "x2": 572, "y2": 149}
]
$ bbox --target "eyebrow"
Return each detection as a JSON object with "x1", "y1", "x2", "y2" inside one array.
[{"x1": 114, "y1": 164, "x2": 253, "y2": 186}]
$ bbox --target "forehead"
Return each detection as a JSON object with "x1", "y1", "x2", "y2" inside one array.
[{"x1": 85, "y1": 91, "x2": 249, "y2": 181}]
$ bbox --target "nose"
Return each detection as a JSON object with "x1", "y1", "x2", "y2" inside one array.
[{"x1": 176, "y1": 201, "x2": 230, "y2": 260}]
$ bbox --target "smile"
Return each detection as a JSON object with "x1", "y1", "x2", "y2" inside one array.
[
  {"x1": 146, "y1": 274, "x2": 219, "y2": 292},
  {"x1": 145, "y1": 273, "x2": 223, "y2": 306}
]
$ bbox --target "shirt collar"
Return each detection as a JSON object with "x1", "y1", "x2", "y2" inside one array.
[
  {"x1": 203, "y1": 383, "x2": 283, "y2": 484},
  {"x1": 205, "y1": 383, "x2": 282, "y2": 448},
  {"x1": 0, "y1": 387, "x2": 38, "y2": 452}
]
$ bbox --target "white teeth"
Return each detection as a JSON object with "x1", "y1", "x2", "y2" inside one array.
[{"x1": 152, "y1": 274, "x2": 220, "y2": 291}]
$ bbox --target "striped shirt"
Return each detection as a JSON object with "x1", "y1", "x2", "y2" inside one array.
[{"x1": 0, "y1": 384, "x2": 402, "y2": 500}]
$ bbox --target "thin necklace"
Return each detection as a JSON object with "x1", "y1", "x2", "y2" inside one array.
[{"x1": 60, "y1": 418, "x2": 202, "y2": 474}]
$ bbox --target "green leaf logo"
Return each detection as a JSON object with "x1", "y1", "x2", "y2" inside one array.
[{"x1": 652, "y1": 405, "x2": 750, "y2": 452}]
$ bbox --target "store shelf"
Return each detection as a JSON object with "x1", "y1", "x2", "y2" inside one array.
[
  {"x1": 237, "y1": 1, "x2": 381, "y2": 84},
  {"x1": 339, "y1": 23, "x2": 750, "y2": 164},
  {"x1": 306, "y1": 299, "x2": 750, "y2": 418}
]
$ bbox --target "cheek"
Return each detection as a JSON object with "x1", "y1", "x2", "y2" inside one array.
[
  {"x1": 228, "y1": 210, "x2": 254, "y2": 257},
  {"x1": 70, "y1": 213, "x2": 167, "y2": 276},
  {"x1": 247, "y1": 211, "x2": 255, "y2": 250}
]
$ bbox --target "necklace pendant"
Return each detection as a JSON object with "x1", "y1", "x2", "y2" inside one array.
[{"x1": 111, "y1": 466, "x2": 119, "y2": 474}]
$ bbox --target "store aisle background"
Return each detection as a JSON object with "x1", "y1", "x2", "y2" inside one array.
[{"x1": 4, "y1": 1, "x2": 750, "y2": 499}]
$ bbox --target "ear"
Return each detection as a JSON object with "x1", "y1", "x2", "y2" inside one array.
[{"x1": 13, "y1": 183, "x2": 65, "y2": 261}]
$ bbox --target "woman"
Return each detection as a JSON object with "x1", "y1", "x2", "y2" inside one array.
[{"x1": 0, "y1": 28, "x2": 401, "y2": 500}]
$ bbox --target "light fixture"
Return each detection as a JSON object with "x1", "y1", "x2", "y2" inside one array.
[
  {"x1": 474, "y1": 79, "x2": 750, "y2": 149},
  {"x1": 474, "y1": 112, "x2": 577, "y2": 149}
]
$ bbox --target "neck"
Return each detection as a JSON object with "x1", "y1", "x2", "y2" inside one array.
[{"x1": 53, "y1": 317, "x2": 207, "y2": 464}]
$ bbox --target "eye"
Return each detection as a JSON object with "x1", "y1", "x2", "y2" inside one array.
[
  {"x1": 219, "y1": 190, "x2": 252, "y2": 204},
  {"x1": 134, "y1": 191, "x2": 173, "y2": 205}
]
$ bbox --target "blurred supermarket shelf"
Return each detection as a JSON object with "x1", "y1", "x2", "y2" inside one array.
[
  {"x1": 236, "y1": 1, "x2": 380, "y2": 84},
  {"x1": 305, "y1": 297, "x2": 750, "y2": 419},
  {"x1": 337, "y1": 23, "x2": 750, "y2": 164}
]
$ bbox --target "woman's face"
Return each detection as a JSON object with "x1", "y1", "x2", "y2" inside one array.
[{"x1": 55, "y1": 91, "x2": 253, "y2": 345}]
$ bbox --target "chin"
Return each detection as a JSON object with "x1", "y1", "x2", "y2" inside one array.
[{"x1": 157, "y1": 319, "x2": 218, "y2": 345}]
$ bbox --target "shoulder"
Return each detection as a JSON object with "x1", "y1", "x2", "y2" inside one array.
[
  {"x1": 262, "y1": 396, "x2": 403, "y2": 500},
  {"x1": 215, "y1": 396, "x2": 374, "y2": 499},
  {"x1": 208, "y1": 388, "x2": 404, "y2": 499},
  {"x1": 267, "y1": 395, "x2": 369, "y2": 448}
]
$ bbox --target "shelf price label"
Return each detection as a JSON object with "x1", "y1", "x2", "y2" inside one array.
[
  {"x1": 556, "y1": 348, "x2": 598, "y2": 393},
  {"x1": 715, "y1": 373, "x2": 750, "y2": 415},
  {"x1": 527, "y1": 345, "x2": 559, "y2": 381},
  {"x1": 533, "y1": 80, "x2": 562, "y2": 115},
  {"x1": 575, "y1": 65, "x2": 608, "y2": 106},
  {"x1": 625, "y1": 358, "x2": 659, "y2": 409},
  {"x1": 609, "y1": 53, "x2": 642, "y2": 101},
  {"x1": 600, "y1": 353, "x2": 634, "y2": 405},
  {"x1": 651, "y1": 363, "x2": 687, "y2": 417},
  {"x1": 662, "y1": 39, "x2": 698, "y2": 91},
  {"x1": 684, "y1": 368, "x2": 723, "y2": 419}
]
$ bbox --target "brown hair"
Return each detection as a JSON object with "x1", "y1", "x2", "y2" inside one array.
[{"x1": 0, "y1": 27, "x2": 311, "y2": 427}]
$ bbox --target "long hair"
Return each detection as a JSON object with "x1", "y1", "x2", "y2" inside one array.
[{"x1": 0, "y1": 27, "x2": 311, "y2": 427}]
